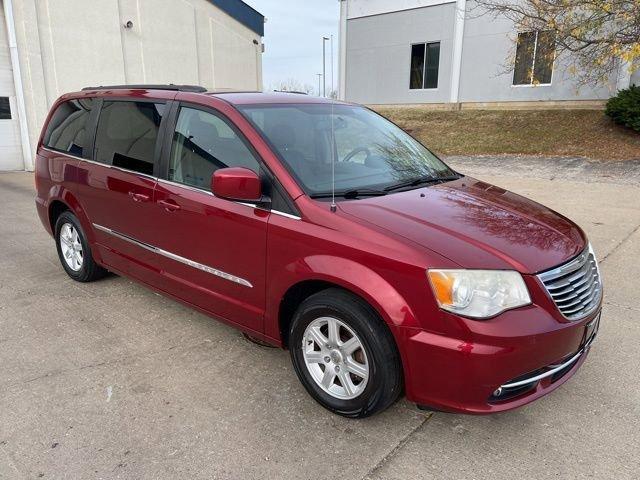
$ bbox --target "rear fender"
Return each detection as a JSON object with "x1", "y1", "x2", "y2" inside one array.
[{"x1": 48, "y1": 188, "x2": 98, "y2": 247}]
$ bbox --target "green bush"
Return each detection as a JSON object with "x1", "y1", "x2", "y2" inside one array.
[{"x1": 606, "y1": 85, "x2": 640, "y2": 132}]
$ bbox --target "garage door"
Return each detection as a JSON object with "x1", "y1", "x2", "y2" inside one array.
[{"x1": 0, "y1": 3, "x2": 23, "y2": 171}]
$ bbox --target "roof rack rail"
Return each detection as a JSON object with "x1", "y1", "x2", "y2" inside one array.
[
  {"x1": 272, "y1": 90, "x2": 308, "y2": 95},
  {"x1": 81, "y1": 84, "x2": 207, "y2": 93}
]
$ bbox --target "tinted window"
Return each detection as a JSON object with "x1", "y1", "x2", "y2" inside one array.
[
  {"x1": 409, "y1": 44, "x2": 425, "y2": 90},
  {"x1": 424, "y1": 43, "x2": 440, "y2": 89},
  {"x1": 169, "y1": 107, "x2": 260, "y2": 189},
  {"x1": 0, "y1": 97, "x2": 11, "y2": 119},
  {"x1": 409, "y1": 42, "x2": 440, "y2": 89},
  {"x1": 94, "y1": 101, "x2": 164, "y2": 173},
  {"x1": 514, "y1": 30, "x2": 555, "y2": 85},
  {"x1": 43, "y1": 98, "x2": 95, "y2": 158}
]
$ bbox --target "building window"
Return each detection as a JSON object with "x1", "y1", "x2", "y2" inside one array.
[
  {"x1": 410, "y1": 42, "x2": 440, "y2": 90},
  {"x1": 513, "y1": 30, "x2": 555, "y2": 85},
  {"x1": 0, "y1": 97, "x2": 10, "y2": 119}
]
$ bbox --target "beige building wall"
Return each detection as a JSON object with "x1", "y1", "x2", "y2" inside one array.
[{"x1": 9, "y1": 0, "x2": 263, "y2": 169}]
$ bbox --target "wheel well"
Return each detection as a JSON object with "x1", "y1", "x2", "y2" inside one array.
[
  {"x1": 48, "y1": 200, "x2": 69, "y2": 232},
  {"x1": 279, "y1": 280, "x2": 340, "y2": 348}
]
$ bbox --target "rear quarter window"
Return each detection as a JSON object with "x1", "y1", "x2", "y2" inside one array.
[{"x1": 43, "y1": 98, "x2": 96, "y2": 158}]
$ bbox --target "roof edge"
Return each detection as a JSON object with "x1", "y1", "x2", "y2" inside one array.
[{"x1": 207, "y1": 0, "x2": 264, "y2": 37}]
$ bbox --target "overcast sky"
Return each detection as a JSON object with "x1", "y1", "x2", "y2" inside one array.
[{"x1": 244, "y1": 0, "x2": 340, "y2": 95}]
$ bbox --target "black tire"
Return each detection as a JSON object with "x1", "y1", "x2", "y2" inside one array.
[
  {"x1": 289, "y1": 288, "x2": 403, "y2": 418},
  {"x1": 54, "y1": 211, "x2": 107, "y2": 282}
]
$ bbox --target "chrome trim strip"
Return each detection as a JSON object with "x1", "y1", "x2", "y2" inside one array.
[
  {"x1": 271, "y1": 210, "x2": 302, "y2": 220},
  {"x1": 156, "y1": 177, "x2": 214, "y2": 196},
  {"x1": 158, "y1": 179, "x2": 301, "y2": 220},
  {"x1": 43, "y1": 147, "x2": 158, "y2": 181},
  {"x1": 42, "y1": 146, "x2": 87, "y2": 163},
  {"x1": 93, "y1": 223, "x2": 253, "y2": 288},
  {"x1": 501, "y1": 351, "x2": 582, "y2": 389}
]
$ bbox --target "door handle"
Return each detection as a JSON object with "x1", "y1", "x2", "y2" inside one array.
[
  {"x1": 158, "y1": 199, "x2": 181, "y2": 212},
  {"x1": 129, "y1": 191, "x2": 150, "y2": 203}
]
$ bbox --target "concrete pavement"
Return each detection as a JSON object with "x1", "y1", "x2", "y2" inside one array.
[{"x1": 0, "y1": 159, "x2": 638, "y2": 479}]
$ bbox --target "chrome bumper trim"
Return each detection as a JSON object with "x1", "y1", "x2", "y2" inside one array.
[
  {"x1": 92, "y1": 223, "x2": 253, "y2": 288},
  {"x1": 500, "y1": 350, "x2": 583, "y2": 389},
  {"x1": 500, "y1": 320, "x2": 598, "y2": 391}
]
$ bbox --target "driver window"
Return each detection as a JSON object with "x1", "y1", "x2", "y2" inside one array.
[{"x1": 168, "y1": 107, "x2": 259, "y2": 189}]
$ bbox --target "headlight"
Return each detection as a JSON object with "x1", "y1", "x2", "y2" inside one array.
[{"x1": 427, "y1": 269, "x2": 531, "y2": 319}]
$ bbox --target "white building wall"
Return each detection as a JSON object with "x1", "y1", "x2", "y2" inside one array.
[
  {"x1": 458, "y1": 1, "x2": 616, "y2": 103},
  {"x1": 341, "y1": 0, "x2": 621, "y2": 105},
  {"x1": 7, "y1": 0, "x2": 263, "y2": 170}
]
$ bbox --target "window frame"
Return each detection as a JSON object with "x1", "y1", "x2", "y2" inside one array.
[
  {"x1": 512, "y1": 30, "x2": 555, "y2": 87},
  {"x1": 409, "y1": 41, "x2": 441, "y2": 91},
  {"x1": 92, "y1": 97, "x2": 169, "y2": 177},
  {"x1": 158, "y1": 101, "x2": 300, "y2": 217}
]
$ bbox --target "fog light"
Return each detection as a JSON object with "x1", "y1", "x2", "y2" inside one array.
[{"x1": 493, "y1": 387, "x2": 503, "y2": 397}]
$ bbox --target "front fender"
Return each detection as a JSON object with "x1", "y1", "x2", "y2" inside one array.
[{"x1": 265, "y1": 255, "x2": 421, "y2": 341}]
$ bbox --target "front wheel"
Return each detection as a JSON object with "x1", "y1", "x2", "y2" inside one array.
[{"x1": 289, "y1": 288, "x2": 403, "y2": 418}]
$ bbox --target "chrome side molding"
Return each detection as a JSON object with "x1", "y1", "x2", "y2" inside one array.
[{"x1": 92, "y1": 223, "x2": 253, "y2": 288}]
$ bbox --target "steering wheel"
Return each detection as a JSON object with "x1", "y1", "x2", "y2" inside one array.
[{"x1": 343, "y1": 146, "x2": 371, "y2": 163}]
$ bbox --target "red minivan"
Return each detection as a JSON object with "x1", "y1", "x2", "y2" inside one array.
[{"x1": 35, "y1": 85, "x2": 602, "y2": 417}]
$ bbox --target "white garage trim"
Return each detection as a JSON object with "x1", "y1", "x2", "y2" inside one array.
[{"x1": 3, "y1": 0, "x2": 32, "y2": 171}]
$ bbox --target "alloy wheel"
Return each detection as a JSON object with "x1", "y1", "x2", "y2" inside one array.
[
  {"x1": 59, "y1": 223, "x2": 84, "y2": 272},
  {"x1": 302, "y1": 316, "x2": 369, "y2": 400}
]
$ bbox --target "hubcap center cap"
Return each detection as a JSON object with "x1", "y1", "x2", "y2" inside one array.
[{"x1": 329, "y1": 349, "x2": 343, "y2": 364}]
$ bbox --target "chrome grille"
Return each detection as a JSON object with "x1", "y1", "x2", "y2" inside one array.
[{"x1": 538, "y1": 244, "x2": 602, "y2": 321}]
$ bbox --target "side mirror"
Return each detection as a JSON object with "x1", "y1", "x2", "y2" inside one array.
[{"x1": 212, "y1": 167, "x2": 262, "y2": 202}]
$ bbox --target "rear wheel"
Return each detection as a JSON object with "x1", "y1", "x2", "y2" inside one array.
[
  {"x1": 55, "y1": 211, "x2": 107, "y2": 282},
  {"x1": 289, "y1": 288, "x2": 402, "y2": 418}
]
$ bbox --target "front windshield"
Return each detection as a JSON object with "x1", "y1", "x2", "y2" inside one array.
[{"x1": 239, "y1": 104, "x2": 456, "y2": 196}]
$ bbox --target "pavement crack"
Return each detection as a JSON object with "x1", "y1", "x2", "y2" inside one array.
[
  {"x1": 361, "y1": 411, "x2": 433, "y2": 480},
  {"x1": 601, "y1": 222, "x2": 640, "y2": 263},
  {"x1": 4, "y1": 340, "x2": 209, "y2": 390},
  {"x1": 604, "y1": 300, "x2": 640, "y2": 313}
]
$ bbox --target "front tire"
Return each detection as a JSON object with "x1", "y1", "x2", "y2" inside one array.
[
  {"x1": 55, "y1": 211, "x2": 107, "y2": 282},
  {"x1": 289, "y1": 288, "x2": 403, "y2": 418}
]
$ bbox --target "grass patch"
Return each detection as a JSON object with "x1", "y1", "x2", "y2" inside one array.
[{"x1": 373, "y1": 108, "x2": 640, "y2": 160}]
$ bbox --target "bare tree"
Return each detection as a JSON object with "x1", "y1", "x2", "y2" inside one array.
[
  {"x1": 474, "y1": 0, "x2": 640, "y2": 86},
  {"x1": 269, "y1": 78, "x2": 315, "y2": 95}
]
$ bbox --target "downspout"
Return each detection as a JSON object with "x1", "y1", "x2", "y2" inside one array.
[
  {"x1": 449, "y1": 0, "x2": 466, "y2": 105},
  {"x1": 3, "y1": 0, "x2": 33, "y2": 171}
]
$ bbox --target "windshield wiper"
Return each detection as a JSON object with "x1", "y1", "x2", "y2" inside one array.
[
  {"x1": 310, "y1": 188, "x2": 388, "y2": 199},
  {"x1": 384, "y1": 175, "x2": 461, "y2": 192}
]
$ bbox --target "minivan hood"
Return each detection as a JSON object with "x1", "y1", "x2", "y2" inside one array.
[{"x1": 338, "y1": 177, "x2": 585, "y2": 273}]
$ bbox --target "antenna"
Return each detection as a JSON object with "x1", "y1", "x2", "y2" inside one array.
[{"x1": 330, "y1": 34, "x2": 337, "y2": 213}]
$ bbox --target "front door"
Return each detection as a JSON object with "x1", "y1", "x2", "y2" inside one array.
[{"x1": 152, "y1": 105, "x2": 268, "y2": 334}]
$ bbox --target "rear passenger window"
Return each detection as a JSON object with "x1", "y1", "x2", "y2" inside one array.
[
  {"x1": 168, "y1": 107, "x2": 259, "y2": 189},
  {"x1": 94, "y1": 101, "x2": 164, "y2": 174},
  {"x1": 43, "y1": 98, "x2": 95, "y2": 158}
]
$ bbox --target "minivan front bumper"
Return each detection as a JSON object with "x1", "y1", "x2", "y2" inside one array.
[{"x1": 397, "y1": 306, "x2": 601, "y2": 414}]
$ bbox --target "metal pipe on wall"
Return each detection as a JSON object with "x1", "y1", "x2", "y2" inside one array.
[{"x1": 3, "y1": 0, "x2": 33, "y2": 171}]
